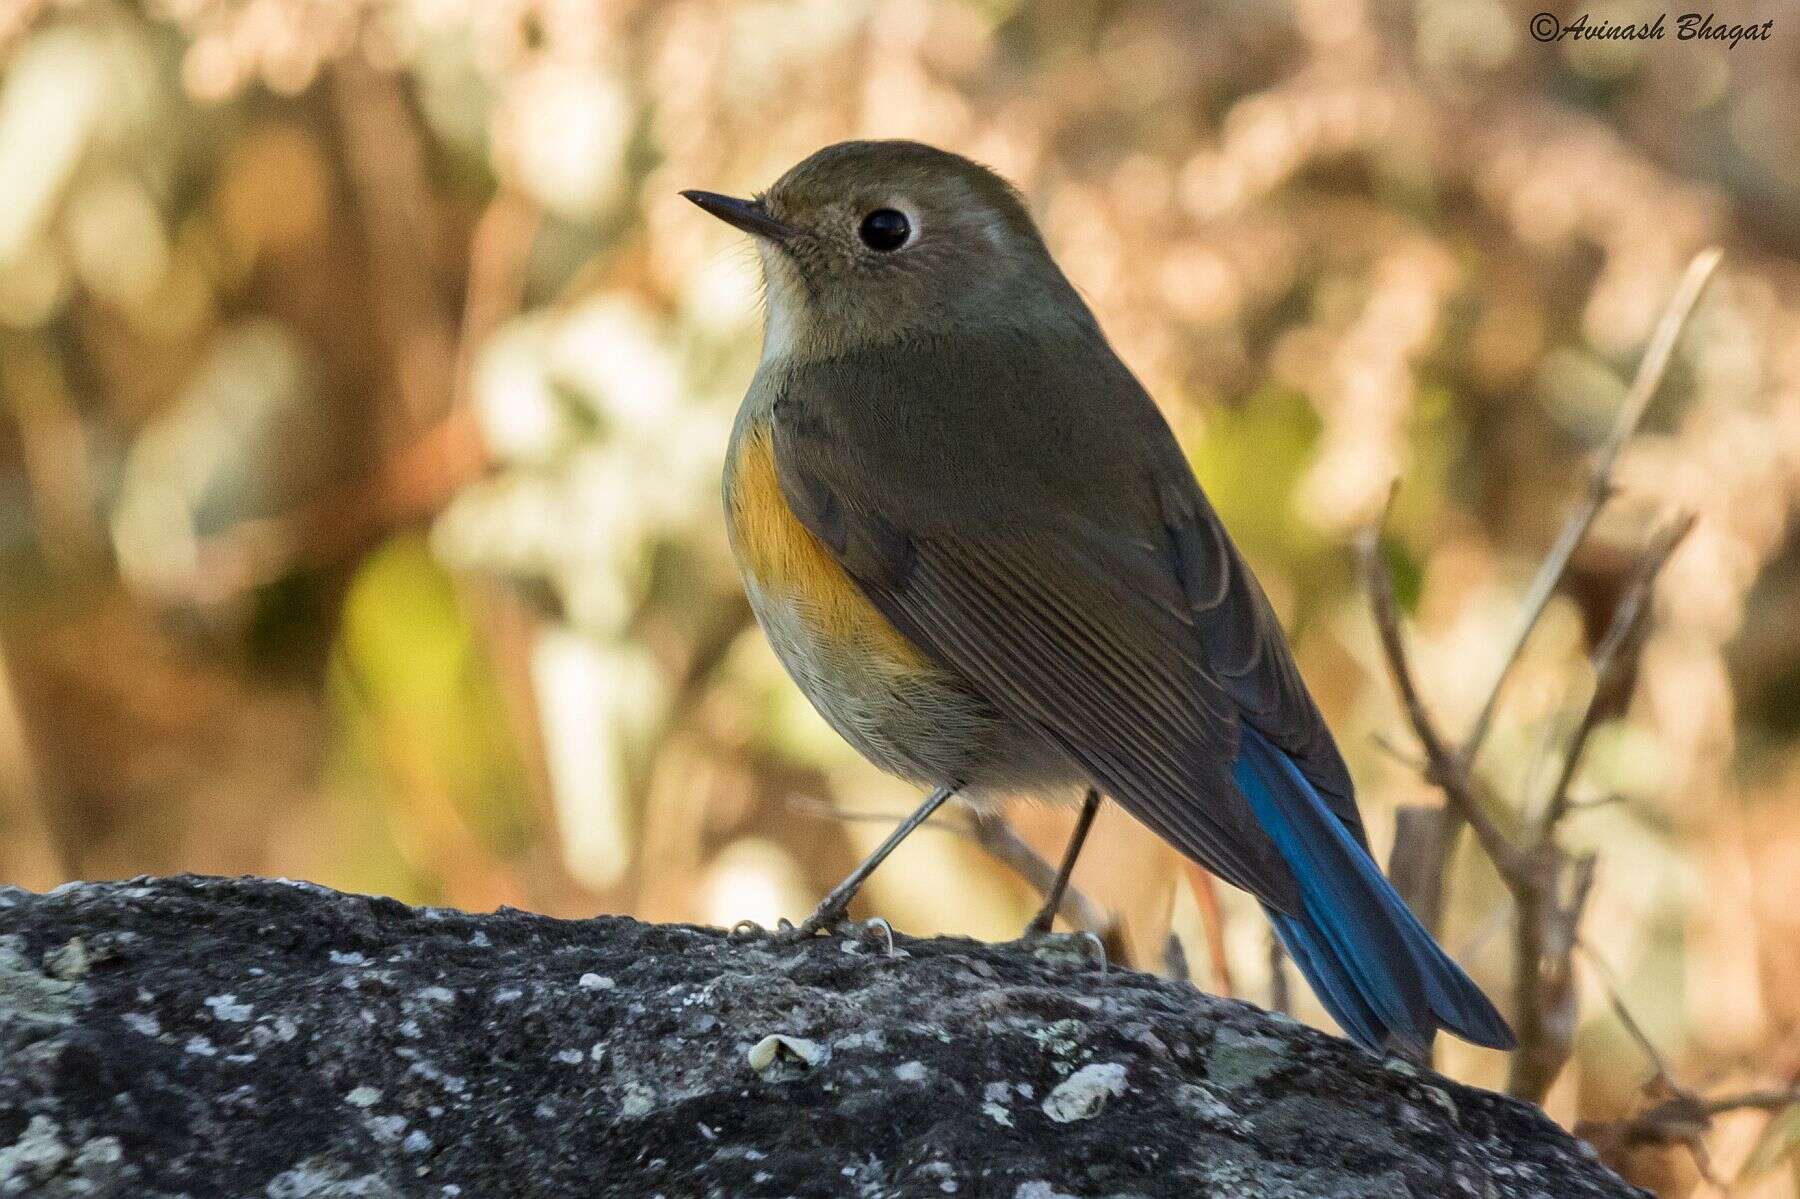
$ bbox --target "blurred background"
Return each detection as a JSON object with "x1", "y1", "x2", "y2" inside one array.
[{"x1": 1, "y1": 0, "x2": 1797, "y2": 1191}]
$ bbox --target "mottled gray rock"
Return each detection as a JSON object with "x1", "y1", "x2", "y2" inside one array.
[{"x1": 0, "y1": 876, "x2": 1643, "y2": 1198}]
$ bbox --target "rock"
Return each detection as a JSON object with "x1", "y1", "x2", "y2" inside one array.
[
  {"x1": 1041, "y1": 1063, "x2": 1128, "y2": 1123},
  {"x1": 0, "y1": 876, "x2": 1644, "y2": 1198}
]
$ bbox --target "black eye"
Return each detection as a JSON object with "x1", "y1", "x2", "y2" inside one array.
[{"x1": 858, "y1": 208, "x2": 911, "y2": 252}]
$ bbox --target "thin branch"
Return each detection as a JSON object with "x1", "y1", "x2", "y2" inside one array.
[
  {"x1": 1582, "y1": 1085, "x2": 1800, "y2": 1153},
  {"x1": 1565, "y1": 936, "x2": 1797, "y2": 1181},
  {"x1": 1358, "y1": 509, "x2": 1525, "y2": 881},
  {"x1": 1181, "y1": 860, "x2": 1236, "y2": 998},
  {"x1": 1370, "y1": 731, "x2": 1427, "y2": 772},
  {"x1": 1462, "y1": 249, "x2": 1721, "y2": 760},
  {"x1": 1267, "y1": 927, "x2": 1292, "y2": 1016},
  {"x1": 963, "y1": 809, "x2": 1116, "y2": 938},
  {"x1": 1357, "y1": 490, "x2": 1452, "y2": 769},
  {"x1": 758, "y1": 795, "x2": 1127, "y2": 954},
  {"x1": 1505, "y1": 515, "x2": 1685, "y2": 1104},
  {"x1": 1537, "y1": 515, "x2": 1695, "y2": 835},
  {"x1": 785, "y1": 794, "x2": 1125, "y2": 940},
  {"x1": 1507, "y1": 852, "x2": 1598, "y2": 1101},
  {"x1": 1354, "y1": 248, "x2": 1730, "y2": 1113},
  {"x1": 787, "y1": 794, "x2": 971, "y2": 833},
  {"x1": 1365, "y1": 251, "x2": 1713, "y2": 1100},
  {"x1": 1561, "y1": 791, "x2": 1626, "y2": 813},
  {"x1": 1695, "y1": 1090, "x2": 1800, "y2": 1119},
  {"x1": 1579, "y1": 936, "x2": 1683, "y2": 1091}
]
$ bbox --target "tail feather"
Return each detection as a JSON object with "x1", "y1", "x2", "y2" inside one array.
[
  {"x1": 1269, "y1": 909, "x2": 1385, "y2": 1048},
  {"x1": 1233, "y1": 726, "x2": 1515, "y2": 1054}
]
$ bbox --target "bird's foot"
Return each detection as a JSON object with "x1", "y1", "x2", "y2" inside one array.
[
  {"x1": 774, "y1": 909, "x2": 898, "y2": 956},
  {"x1": 1016, "y1": 926, "x2": 1109, "y2": 970},
  {"x1": 773, "y1": 896, "x2": 853, "y2": 941}
]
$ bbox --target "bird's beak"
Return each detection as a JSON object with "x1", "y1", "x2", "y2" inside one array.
[{"x1": 680, "y1": 190, "x2": 801, "y2": 243}]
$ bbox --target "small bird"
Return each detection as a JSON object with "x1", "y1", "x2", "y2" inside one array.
[{"x1": 685, "y1": 141, "x2": 1513, "y2": 1056}]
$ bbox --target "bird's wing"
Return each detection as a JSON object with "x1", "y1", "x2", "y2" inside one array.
[
  {"x1": 1155, "y1": 477, "x2": 1364, "y2": 846},
  {"x1": 762, "y1": 342, "x2": 1356, "y2": 913}
]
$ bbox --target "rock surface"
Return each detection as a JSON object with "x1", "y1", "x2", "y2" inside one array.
[{"x1": 0, "y1": 875, "x2": 1643, "y2": 1198}]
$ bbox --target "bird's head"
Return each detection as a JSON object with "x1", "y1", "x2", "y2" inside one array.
[{"x1": 684, "y1": 140, "x2": 1091, "y2": 359}]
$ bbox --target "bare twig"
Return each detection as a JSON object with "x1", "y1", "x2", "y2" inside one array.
[
  {"x1": 1690, "y1": 1090, "x2": 1800, "y2": 1119},
  {"x1": 1360, "y1": 247, "x2": 1721, "y2": 1106},
  {"x1": 1501, "y1": 516, "x2": 1690, "y2": 1101},
  {"x1": 1181, "y1": 860, "x2": 1236, "y2": 998},
  {"x1": 961, "y1": 808, "x2": 1117, "y2": 941},
  {"x1": 0, "y1": 643, "x2": 73, "y2": 886},
  {"x1": 1507, "y1": 852, "x2": 1597, "y2": 1101},
  {"x1": 1366, "y1": 494, "x2": 1676, "y2": 1100},
  {"x1": 1583, "y1": 1082, "x2": 1800, "y2": 1187},
  {"x1": 1267, "y1": 927, "x2": 1292, "y2": 1016},
  {"x1": 1578, "y1": 938, "x2": 1799, "y2": 1155},
  {"x1": 1577, "y1": 938, "x2": 1799, "y2": 1170},
  {"x1": 786, "y1": 794, "x2": 970, "y2": 831},
  {"x1": 1462, "y1": 249, "x2": 1721, "y2": 761},
  {"x1": 783, "y1": 794, "x2": 1123, "y2": 944},
  {"x1": 1579, "y1": 938, "x2": 1681, "y2": 1093},
  {"x1": 1358, "y1": 501, "x2": 1525, "y2": 881},
  {"x1": 1370, "y1": 732, "x2": 1427, "y2": 772},
  {"x1": 1537, "y1": 515, "x2": 1695, "y2": 836}
]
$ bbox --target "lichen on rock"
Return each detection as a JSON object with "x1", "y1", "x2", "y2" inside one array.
[{"x1": 0, "y1": 875, "x2": 1645, "y2": 1198}]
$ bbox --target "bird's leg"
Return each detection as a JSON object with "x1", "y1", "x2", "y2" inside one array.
[
  {"x1": 785, "y1": 785, "x2": 958, "y2": 938},
  {"x1": 1023, "y1": 788, "x2": 1102, "y2": 937}
]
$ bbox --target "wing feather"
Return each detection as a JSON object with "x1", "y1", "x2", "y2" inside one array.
[
  {"x1": 854, "y1": 518, "x2": 1299, "y2": 911},
  {"x1": 1159, "y1": 482, "x2": 1361, "y2": 843},
  {"x1": 754, "y1": 341, "x2": 1347, "y2": 913}
]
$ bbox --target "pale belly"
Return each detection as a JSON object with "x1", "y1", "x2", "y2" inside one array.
[
  {"x1": 724, "y1": 417, "x2": 1077, "y2": 804},
  {"x1": 741, "y1": 574, "x2": 999, "y2": 789}
]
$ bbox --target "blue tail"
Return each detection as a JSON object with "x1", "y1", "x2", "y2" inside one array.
[{"x1": 1232, "y1": 726, "x2": 1515, "y2": 1054}]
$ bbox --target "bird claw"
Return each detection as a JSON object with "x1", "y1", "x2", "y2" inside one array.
[
  {"x1": 857, "y1": 916, "x2": 898, "y2": 957},
  {"x1": 1018, "y1": 927, "x2": 1108, "y2": 971},
  {"x1": 773, "y1": 906, "x2": 848, "y2": 942},
  {"x1": 1076, "y1": 929, "x2": 1108, "y2": 969},
  {"x1": 773, "y1": 910, "x2": 898, "y2": 956}
]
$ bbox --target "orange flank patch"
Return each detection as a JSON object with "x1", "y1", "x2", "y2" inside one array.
[{"x1": 728, "y1": 423, "x2": 929, "y2": 670}]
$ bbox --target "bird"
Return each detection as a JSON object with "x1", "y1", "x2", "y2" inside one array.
[{"x1": 683, "y1": 140, "x2": 1514, "y2": 1057}]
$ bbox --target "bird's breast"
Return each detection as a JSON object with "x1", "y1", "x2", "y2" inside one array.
[
  {"x1": 723, "y1": 418, "x2": 928, "y2": 673},
  {"x1": 721, "y1": 411, "x2": 1089, "y2": 801}
]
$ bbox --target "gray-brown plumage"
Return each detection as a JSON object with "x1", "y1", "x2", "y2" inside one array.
[{"x1": 690, "y1": 140, "x2": 1511, "y2": 1054}]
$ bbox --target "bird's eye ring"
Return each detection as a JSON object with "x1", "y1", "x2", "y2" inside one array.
[{"x1": 858, "y1": 208, "x2": 911, "y2": 252}]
